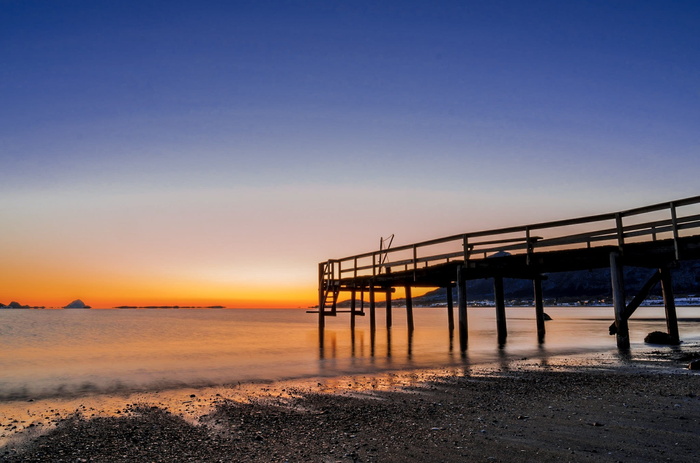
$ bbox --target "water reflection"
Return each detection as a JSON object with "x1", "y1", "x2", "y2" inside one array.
[
  {"x1": 2, "y1": 307, "x2": 699, "y2": 401},
  {"x1": 316, "y1": 306, "x2": 700, "y2": 377}
]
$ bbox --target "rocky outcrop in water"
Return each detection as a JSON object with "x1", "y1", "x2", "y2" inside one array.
[{"x1": 644, "y1": 331, "x2": 680, "y2": 345}]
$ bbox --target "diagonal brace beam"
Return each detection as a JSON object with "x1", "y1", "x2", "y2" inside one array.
[{"x1": 609, "y1": 269, "x2": 662, "y2": 335}]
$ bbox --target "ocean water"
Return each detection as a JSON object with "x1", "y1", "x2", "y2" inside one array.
[{"x1": 1, "y1": 306, "x2": 699, "y2": 401}]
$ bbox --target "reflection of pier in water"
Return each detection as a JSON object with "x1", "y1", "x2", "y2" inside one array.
[{"x1": 313, "y1": 196, "x2": 700, "y2": 351}]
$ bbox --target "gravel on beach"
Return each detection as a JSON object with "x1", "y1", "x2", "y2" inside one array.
[{"x1": 2, "y1": 359, "x2": 699, "y2": 463}]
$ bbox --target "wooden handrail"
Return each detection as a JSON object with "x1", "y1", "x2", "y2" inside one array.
[{"x1": 321, "y1": 196, "x2": 700, "y2": 280}]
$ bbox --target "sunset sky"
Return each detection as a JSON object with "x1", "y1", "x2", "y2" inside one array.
[{"x1": 2, "y1": 1, "x2": 699, "y2": 308}]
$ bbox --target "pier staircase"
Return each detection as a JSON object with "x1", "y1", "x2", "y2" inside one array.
[{"x1": 318, "y1": 261, "x2": 339, "y2": 316}]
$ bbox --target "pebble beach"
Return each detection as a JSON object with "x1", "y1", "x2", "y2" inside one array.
[{"x1": 2, "y1": 347, "x2": 699, "y2": 462}]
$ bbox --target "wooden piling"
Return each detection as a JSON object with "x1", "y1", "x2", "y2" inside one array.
[
  {"x1": 350, "y1": 289, "x2": 356, "y2": 331},
  {"x1": 446, "y1": 285, "x2": 455, "y2": 333},
  {"x1": 318, "y1": 262, "x2": 325, "y2": 331},
  {"x1": 405, "y1": 285, "x2": 414, "y2": 331},
  {"x1": 494, "y1": 276, "x2": 507, "y2": 345},
  {"x1": 610, "y1": 252, "x2": 630, "y2": 349},
  {"x1": 660, "y1": 267, "x2": 680, "y2": 344},
  {"x1": 457, "y1": 266, "x2": 468, "y2": 351},
  {"x1": 318, "y1": 326, "x2": 324, "y2": 353},
  {"x1": 386, "y1": 329, "x2": 392, "y2": 357},
  {"x1": 386, "y1": 287, "x2": 392, "y2": 329},
  {"x1": 369, "y1": 284, "x2": 376, "y2": 333},
  {"x1": 534, "y1": 276, "x2": 545, "y2": 343}
]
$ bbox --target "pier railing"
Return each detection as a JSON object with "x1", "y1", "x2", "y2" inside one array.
[{"x1": 321, "y1": 196, "x2": 700, "y2": 282}]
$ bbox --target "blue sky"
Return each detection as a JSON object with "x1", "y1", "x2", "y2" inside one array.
[{"x1": 1, "y1": 0, "x2": 699, "y2": 306}]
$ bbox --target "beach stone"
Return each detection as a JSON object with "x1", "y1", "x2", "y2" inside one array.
[
  {"x1": 643, "y1": 331, "x2": 679, "y2": 345},
  {"x1": 688, "y1": 360, "x2": 700, "y2": 370}
]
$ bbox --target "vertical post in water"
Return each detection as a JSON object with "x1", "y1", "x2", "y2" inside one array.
[
  {"x1": 369, "y1": 283, "x2": 376, "y2": 356},
  {"x1": 494, "y1": 276, "x2": 507, "y2": 346},
  {"x1": 369, "y1": 284, "x2": 376, "y2": 333},
  {"x1": 318, "y1": 262, "x2": 325, "y2": 332},
  {"x1": 405, "y1": 285, "x2": 414, "y2": 331},
  {"x1": 446, "y1": 285, "x2": 455, "y2": 333},
  {"x1": 534, "y1": 276, "x2": 545, "y2": 343},
  {"x1": 386, "y1": 287, "x2": 393, "y2": 329},
  {"x1": 457, "y1": 266, "x2": 468, "y2": 352},
  {"x1": 660, "y1": 266, "x2": 680, "y2": 344},
  {"x1": 350, "y1": 289, "x2": 356, "y2": 331},
  {"x1": 610, "y1": 251, "x2": 629, "y2": 349}
]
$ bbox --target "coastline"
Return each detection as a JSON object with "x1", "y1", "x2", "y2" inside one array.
[{"x1": 2, "y1": 345, "x2": 699, "y2": 462}]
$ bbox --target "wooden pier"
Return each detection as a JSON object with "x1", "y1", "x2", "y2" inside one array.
[{"x1": 315, "y1": 196, "x2": 700, "y2": 350}]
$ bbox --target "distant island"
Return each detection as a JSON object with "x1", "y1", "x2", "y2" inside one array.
[
  {"x1": 0, "y1": 300, "x2": 226, "y2": 309},
  {"x1": 0, "y1": 301, "x2": 45, "y2": 309},
  {"x1": 0, "y1": 299, "x2": 91, "y2": 309},
  {"x1": 114, "y1": 305, "x2": 226, "y2": 309},
  {"x1": 64, "y1": 299, "x2": 91, "y2": 309}
]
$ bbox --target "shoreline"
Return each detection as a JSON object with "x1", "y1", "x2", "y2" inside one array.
[{"x1": 2, "y1": 345, "x2": 699, "y2": 462}]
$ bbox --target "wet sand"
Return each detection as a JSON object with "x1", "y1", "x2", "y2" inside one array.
[{"x1": 2, "y1": 348, "x2": 699, "y2": 462}]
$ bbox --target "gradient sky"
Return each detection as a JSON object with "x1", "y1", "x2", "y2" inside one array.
[{"x1": 2, "y1": 0, "x2": 699, "y2": 307}]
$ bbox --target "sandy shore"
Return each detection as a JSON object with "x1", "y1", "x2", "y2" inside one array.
[{"x1": 2, "y1": 348, "x2": 699, "y2": 462}]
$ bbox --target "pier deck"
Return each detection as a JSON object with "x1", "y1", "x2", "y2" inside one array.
[{"x1": 316, "y1": 196, "x2": 700, "y2": 349}]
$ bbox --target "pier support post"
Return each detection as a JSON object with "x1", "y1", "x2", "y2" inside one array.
[
  {"x1": 494, "y1": 276, "x2": 507, "y2": 345},
  {"x1": 350, "y1": 289, "x2": 356, "y2": 331},
  {"x1": 660, "y1": 267, "x2": 680, "y2": 344},
  {"x1": 446, "y1": 285, "x2": 455, "y2": 333},
  {"x1": 405, "y1": 285, "x2": 414, "y2": 331},
  {"x1": 318, "y1": 262, "x2": 326, "y2": 332},
  {"x1": 386, "y1": 287, "x2": 392, "y2": 329},
  {"x1": 457, "y1": 266, "x2": 468, "y2": 351},
  {"x1": 610, "y1": 252, "x2": 630, "y2": 349},
  {"x1": 369, "y1": 284, "x2": 376, "y2": 333},
  {"x1": 534, "y1": 276, "x2": 545, "y2": 343}
]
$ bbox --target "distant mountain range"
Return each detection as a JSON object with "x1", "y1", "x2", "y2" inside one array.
[{"x1": 338, "y1": 259, "x2": 700, "y2": 307}]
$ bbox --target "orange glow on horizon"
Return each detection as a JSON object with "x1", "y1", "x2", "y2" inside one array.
[
  {"x1": 0, "y1": 292, "x2": 318, "y2": 309},
  {"x1": 0, "y1": 280, "x2": 319, "y2": 307}
]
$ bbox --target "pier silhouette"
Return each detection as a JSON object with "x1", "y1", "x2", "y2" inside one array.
[{"x1": 314, "y1": 196, "x2": 700, "y2": 350}]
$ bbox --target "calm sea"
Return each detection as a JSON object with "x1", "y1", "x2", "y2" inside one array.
[{"x1": 1, "y1": 307, "x2": 699, "y2": 401}]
